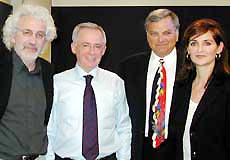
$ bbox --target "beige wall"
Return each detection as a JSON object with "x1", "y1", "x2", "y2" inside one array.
[
  {"x1": 0, "y1": 0, "x2": 10, "y2": 4},
  {"x1": 8, "y1": 0, "x2": 230, "y2": 7},
  {"x1": 52, "y1": 0, "x2": 230, "y2": 6},
  {"x1": 22, "y1": 0, "x2": 51, "y2": 7},
  {"x1": 11, "y1": 0, "x2": 51, "y2": 9}
]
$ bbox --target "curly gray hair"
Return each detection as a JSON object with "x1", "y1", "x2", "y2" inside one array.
[{"x1": 2, "y1": 4, "x2": 57, "y2": 50}]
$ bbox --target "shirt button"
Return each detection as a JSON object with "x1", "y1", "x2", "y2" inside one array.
[{"x1": 192, "y1": 151, "x2": 196, "y2": 157}]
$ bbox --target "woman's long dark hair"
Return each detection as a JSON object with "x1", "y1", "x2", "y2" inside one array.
[{"x1": 177, "y1": 18, "x2": 230, "y2": 83}]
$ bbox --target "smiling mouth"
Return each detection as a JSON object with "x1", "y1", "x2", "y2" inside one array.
[
  {"x1": 25, "y1": 47, "x2": 37, "y2": 52},
  {"x1": 195, "y1": 55, "x2": 206, "y2": 58},
  {"x1": 156, "y1": 43, "x2": 168, "y2": 46},
  {"x1": 87, "y1": 56, "x2": 96, "y2": 61},
  {"x1": 196, "y1": 54, "x2": 205, "y2": 56}
]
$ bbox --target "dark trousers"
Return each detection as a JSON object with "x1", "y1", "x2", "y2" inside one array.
[
  {"x1": 55, "y1": 153, "x2": 116, "y2": 160},
  {"x1": 143, "y1": 137, "x2": 157, "y2": 160},
  {"x1": 143, "y1": 137, "x2": 175, "y2": 160}
]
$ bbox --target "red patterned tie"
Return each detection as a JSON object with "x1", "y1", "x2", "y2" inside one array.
[
  {"x1": 149, "y1": 59, "x2": 166, "y2": 148},
  {"x1": 82, "y1": 75, "x2": 99, "y2": 160}
]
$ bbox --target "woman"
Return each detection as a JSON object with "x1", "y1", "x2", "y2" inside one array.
[{"x1": 169, "y1": 18, "x2": 230, "y2": 160}]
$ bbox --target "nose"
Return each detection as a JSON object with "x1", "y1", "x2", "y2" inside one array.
[
  {"x1": 197, "y1": 44, "x2": 203, "y2": 52},
  {"x1": 89, "y1": 45, "x2": 96, "y2": 54},
  {"x1": 29, "y1": 34, "x2": 37, "y2": 45},
  {"x1": 157, "y1": 34, "x2": 164, "y2": 43},
  {"x1": 90, "y1": 45, "x2": 97, "y2": 54}
]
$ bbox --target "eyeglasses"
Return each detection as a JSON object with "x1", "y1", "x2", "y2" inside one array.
[
  {"x1": 78, "y1": 42, "x2": 105, "y2": 52},
  {"x1": 16, "y1": 28, "x2": 46, "y2": 40}
]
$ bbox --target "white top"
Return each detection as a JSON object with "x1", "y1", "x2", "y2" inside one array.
[
  {"x1": 183, "y1": 100, "x2": 198, "y2": 160},
  {"x1": 46, "y1": 64, "x2": 131, "y2": 160},
  {"x1": 145, "y1": 48, "x2": 177, "y2": 138}
]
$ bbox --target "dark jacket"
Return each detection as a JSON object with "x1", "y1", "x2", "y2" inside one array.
[
  {"x1": 169, "y1": 71, "x2": 230, "y2": 160},
  {"x1": 0, "y1": 50, "x2": 53, "y2": 125},
  {"x1": 117, "y1": 50, "x2": 183, "y2": 160}
]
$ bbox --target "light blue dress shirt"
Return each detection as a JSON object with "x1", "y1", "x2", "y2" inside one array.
[{"x1": 46, "y1": 64, "x2": 131, "y2": 160}]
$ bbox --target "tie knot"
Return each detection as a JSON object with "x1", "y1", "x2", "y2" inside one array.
[
  {"x1": 84, "y1": 75, "x2": 93, "y2": 85},
  {"x1": 159, "y1": 58, "x2": 164, "y2": 64}
]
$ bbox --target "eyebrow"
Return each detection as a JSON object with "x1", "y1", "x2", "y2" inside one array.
[{"x1": 189, "y1": 39, "x2": 215, "y2": 42}]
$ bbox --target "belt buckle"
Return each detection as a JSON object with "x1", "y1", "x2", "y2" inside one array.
[
  {"x1": 21, "y1": 155, "x2": 38, "y2": 160},
  {"x1": 22, "y1": 156, "x2": 27, "y2": 160}
]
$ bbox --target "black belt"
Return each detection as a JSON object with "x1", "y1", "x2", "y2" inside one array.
[
  {"x1": 16, "y1": 154, "x2": 39, "y2": 160},
  {"x1": 55, "y1": 153, "x2": 116, "y2": 160}
]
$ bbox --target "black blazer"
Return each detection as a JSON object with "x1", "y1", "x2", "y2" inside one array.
[
  {"x1": 169, "y1": 71, "x2": 230, "y2": 160},
  {"x1": 0, "y1": 50, "x2": 53, "y2": 125},
  {"x1": 117, "y1": 50, "x2": 183, "y2": 160}
]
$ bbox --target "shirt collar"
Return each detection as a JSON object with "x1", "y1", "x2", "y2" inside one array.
[
  {"x1": 13, "y1": 51, "x2": 41, "y2": 75},
  {"x1": 150, "y1": 47, "x2": 177, "y2": 66},
  {"x1": 75, "y1": 63, "x2": 97, "y2": 80}
]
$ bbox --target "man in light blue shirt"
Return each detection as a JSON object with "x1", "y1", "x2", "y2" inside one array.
[{"x1": 46, "y1": 22, "x2": 131, "y2": 160}]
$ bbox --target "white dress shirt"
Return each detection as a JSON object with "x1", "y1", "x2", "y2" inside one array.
[
  {"x1": 46, "y1": 64, "x2": 131, "y2": 160},
  {"x1": 145, "y1": 48, "x2": 177, "y2": 138}
]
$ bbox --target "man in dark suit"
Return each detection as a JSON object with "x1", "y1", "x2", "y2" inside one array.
[
  {"x1": 0, "y1": 4, "x2": 56, "y2": 160},
  {"x1": 117, "y1": 9, "x2": 182, "y2": 160}
]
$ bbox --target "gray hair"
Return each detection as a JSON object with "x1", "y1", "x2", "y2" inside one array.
[
  {"x1": 72, "y1": 22, "x2": 106, "y2": 44},
  {"x1": 145, "y1": 8, "x2": 180, "y2": 33},
  {"x1": 2, "y1": 4, "x2": 57, "y2": 50}
]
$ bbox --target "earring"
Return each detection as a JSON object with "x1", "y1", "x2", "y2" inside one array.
[
  {"x1": 186, "y1": 54, "x2": 190, "y2": 60},
  {"x1": 216, "y1": 53, "x2": 221, "y2": 60}
]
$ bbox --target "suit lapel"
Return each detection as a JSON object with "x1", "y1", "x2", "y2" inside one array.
[
  {"x1": 137, "y1": 53, "x2": 150, "y2": 102},
  {"x1": 126, "y1": 52, "x2": 151, "y2": 132},
  {"x1": 39, "y1": 58, "x2": 53, "y2": 125},
  {"x1": 175, "y1": 49, "x2": 184, "y2": 75},
  {"x1": 138, "y1": 53, "x2": 151, "y2": 128},
  {"x1": 191, "y1": 77, "x2": 222, "y2": 129},
  {"x1": 0, "y1": 52, "x2": 13, "y2": 119}
]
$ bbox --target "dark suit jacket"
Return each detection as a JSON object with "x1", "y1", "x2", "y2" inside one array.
[
  {"x1": 0, "y1": 50, "x2": 53, "y2": 125},
  {"x1": 117, "y1": 50, "x2": 183, "y2": 160},
  {"x1": 169, "y1": 71, "x2": 230, "y2": 160}
]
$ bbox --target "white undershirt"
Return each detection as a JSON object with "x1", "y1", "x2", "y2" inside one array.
[{"x1": 183, "y1": 100, "x2": 198, "y2": 160}]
